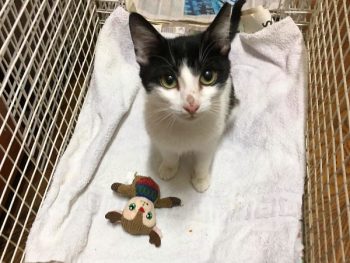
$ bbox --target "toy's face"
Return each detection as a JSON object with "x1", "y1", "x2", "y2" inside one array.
[{"x1": 123, "y1": 197, "x2": 156, "y2": 228}]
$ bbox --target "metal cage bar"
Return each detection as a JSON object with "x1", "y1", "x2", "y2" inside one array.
[
  {"x1": 304, "y1": 0, "x2": 350, "y2": 262},
  {"x1": 0, "y1": 0, "x2": 100, "y2": 261},
  {"x1": 0, "y1": 0, "x2": 349, "y2": 262}
]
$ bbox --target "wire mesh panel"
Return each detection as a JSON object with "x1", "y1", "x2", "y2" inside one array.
[
  {"x1": 96, "y1": 0, "x2": 127, "y2": 24},
  {"x1": 272, "y1": 0, "x2": 313, "y2": 31},
  {"x1": 0, "y1": 0, "x2": 100, "y2": 261},
  {"x1": 303, "y1": 0, "x2": 350, "y2": 262}
]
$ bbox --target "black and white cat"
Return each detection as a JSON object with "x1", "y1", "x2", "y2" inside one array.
[{"x1": 129, "y1": 1, "x2": 245, "y2": 192}]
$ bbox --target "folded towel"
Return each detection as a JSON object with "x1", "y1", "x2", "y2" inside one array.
[{"x1": 26, "y1": 7, "x2": 307, "y2": 263}]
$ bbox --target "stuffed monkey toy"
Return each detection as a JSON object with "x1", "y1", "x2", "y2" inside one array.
[{"x1": 105, "y1": 173, "x2": 181, "y2": 247}]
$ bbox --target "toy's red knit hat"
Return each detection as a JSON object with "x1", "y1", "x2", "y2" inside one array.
[{"x1": 135, "y1": 177, "x2": 160, "y2": 203}]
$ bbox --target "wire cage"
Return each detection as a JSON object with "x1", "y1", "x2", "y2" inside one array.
[{"x1": 0, "y1": 0, "x2": 349, "y2": 262}]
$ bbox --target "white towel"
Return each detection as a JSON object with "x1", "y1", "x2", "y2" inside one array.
[{"x1": 25, "y1": 7, "x2": 307, "y2": 263}]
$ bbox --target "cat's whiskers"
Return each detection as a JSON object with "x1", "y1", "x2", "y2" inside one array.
[
  {"x1": 152, "y1": 55, "x2": 172, "y2": 67},
  {"x1": 153, "y1": 107, "x2": 173, "y2": 114},
  {"x1": 167, "y1": 41, "x2": 176, "y2": 65},
  {"x1": 198, "y1": 40, "x2": 206, "y2": 62},
  {"x1": 147, "y1": 108, "x2": 176, "y2": 127},
  {"x1": 200, "y1": 37, "x2": 229, "y2": 64},
  {"x1": 146, "y1": 110, "x2": 168, "y2": 119},
  {"x1": 199, "y1": 40, "x2": 215, "y2": 63},
  {"x1": 208, "y1": 101, "x2": 222, "y2": 115},
  {"x1": 152, "y1": 113, "x2": 173, "y2": 126},
  {"x1": 200, "y1": 38, "x2": 219, "y2": 63},
  {"x1": 160, "y1": 112, "x2": 177, "y2": 131},
  {"x1": 147, "y1": 111, "x2": 170, "y2": 122},
  {"x1": 167, "y1": 114, "x2": 177, "y2": 131}
]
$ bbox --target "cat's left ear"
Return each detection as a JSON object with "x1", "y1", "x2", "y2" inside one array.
[
  {"x1": 204, "y1": 0, "x2": 245, "y2": 55},
  {"x1": 129, "y1": 13, "x2": 164, "y2": 65}
]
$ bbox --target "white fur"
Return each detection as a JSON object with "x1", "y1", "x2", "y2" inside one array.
[{"x1": 145, "y1": 63, "x2": 232, "y2": 192}]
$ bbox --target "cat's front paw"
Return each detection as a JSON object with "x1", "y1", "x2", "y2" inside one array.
[
  {"x1": 158, "y1": 162, "x2": 178, "y2": 181},
  {"x1": 191, "y1": 176, "x2": 210, "y2": 193}
]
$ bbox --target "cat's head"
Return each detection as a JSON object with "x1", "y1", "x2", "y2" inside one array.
[{"x1": 129, "y1": 1, "x2": 244, "y2": 121}]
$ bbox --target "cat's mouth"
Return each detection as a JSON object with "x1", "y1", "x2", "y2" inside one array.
[
  {"x1": 178, "y1": 112, "x2": 201, "y2": 121},
  {"x1": 186, "y1": 115, "x2": 197, "y2": 120}
]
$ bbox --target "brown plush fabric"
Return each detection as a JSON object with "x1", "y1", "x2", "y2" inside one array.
[
  {"x1": 105, "y1": 211, "x2": 122, "y2": 223},
  {"x1": 149, "y1": 230, "x2": 161, "y2": 247},
  {"x1": 112, "y1": 182, "x2": 135, "y2": 198},
  {"x1": 155, "y1": 197, "x2": 181, "y2": 208},
  {"x1": 121, "y1": 211, "x2": 152, "y2": 235}
]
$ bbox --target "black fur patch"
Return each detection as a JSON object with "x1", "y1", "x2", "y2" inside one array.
[{"x1": 138, "y1": 33, "x2": 232, "y2": 92}]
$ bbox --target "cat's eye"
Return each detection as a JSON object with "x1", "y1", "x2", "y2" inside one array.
[
  {"x1": 200, "y1": 70, "x2": 218, "y2": 86},
  {"x1": 129, "y1": 203, "x2": 136, "y2": 211},
  {"x1": 160, "y1": 75, "x2": 177, "y2": 89},
  {"x1": 146, "y1": 212, "x2": 153, "y2": 220}
]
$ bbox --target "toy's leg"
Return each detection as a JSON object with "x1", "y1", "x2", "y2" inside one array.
[
  {"x1": 111, "y1": 183, "x2": 135, "y2": 198},
  {"x1": 105, "y1": 211, "x2": 122, "y2": 223},
  {"x1": 155, "y1": 197, "x2": 181, "y2": 208}
]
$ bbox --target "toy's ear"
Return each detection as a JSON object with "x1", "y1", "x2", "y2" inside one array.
[
  {"x1": 149, "y1": 229, "x2": 161, "y2": 247},
  {"x1": 105, "y1": 211, "x2": 122, "y2": 224}
]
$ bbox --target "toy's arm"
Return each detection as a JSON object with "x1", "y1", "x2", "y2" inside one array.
[
  {"x1": 111, "y1": 183, "x2": 135, "y2": 198},
  {"x1": 105, "y1": 211, "x2": 122, "y2": 223},
  {"x1": 149, "y1": 228, "x2": 161, "y2": 247},
  {"x1": 155, "y1": 197, "x2": 181, "y2": 208}
]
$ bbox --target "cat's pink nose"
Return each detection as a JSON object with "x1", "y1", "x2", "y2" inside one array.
[{"x1": 183, "y1": 104, "x2": 199, "y2": 114}]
